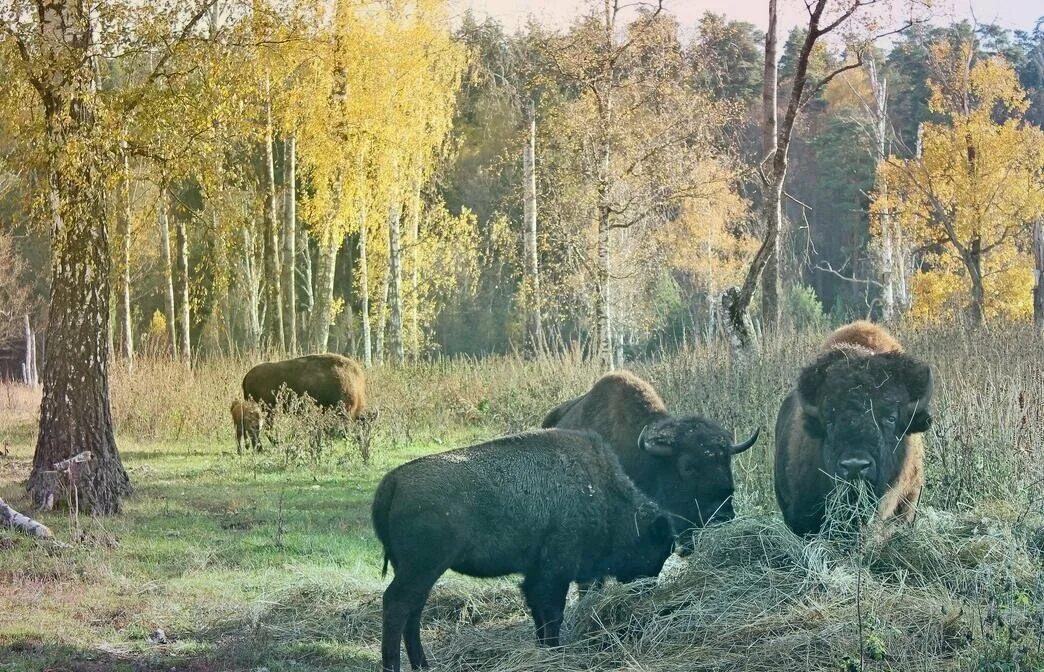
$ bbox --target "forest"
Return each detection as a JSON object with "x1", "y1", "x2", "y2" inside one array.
[{"x1": 0, "y1": 0, "x2": 1043, "y2": 671}]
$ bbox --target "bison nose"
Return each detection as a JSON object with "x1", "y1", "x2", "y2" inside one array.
[{"x1": 839, "y1": 457, "x2": 873, "y2": 479}]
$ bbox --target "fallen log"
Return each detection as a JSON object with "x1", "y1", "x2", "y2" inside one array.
[{"x1": 0, "y1": 496, "x2": 52, "y2": 538}]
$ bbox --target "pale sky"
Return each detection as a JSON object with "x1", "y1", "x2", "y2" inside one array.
[{"x1": 451, "y1": 0, "x2": 1041, "y2": 34}]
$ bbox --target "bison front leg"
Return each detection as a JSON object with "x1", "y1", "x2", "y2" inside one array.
[{"x1": 521, "y1": 574, "x2": 571, "y2": 648}]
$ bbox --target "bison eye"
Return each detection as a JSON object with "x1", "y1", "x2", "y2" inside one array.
[{"x1": 884, "y1": 413, "x2": 897, "y2": 426}]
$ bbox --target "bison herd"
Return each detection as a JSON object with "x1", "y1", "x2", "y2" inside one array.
[{"x1": 228, "y1": 321, "x2": 935, "y2": 672}]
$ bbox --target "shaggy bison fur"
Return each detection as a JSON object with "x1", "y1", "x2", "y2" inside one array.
[
  {"x1": 230, "y1": 399, "x2": 263, "y2": 454},
  {"x1": 541, "y1": 370, "x2": 759, "y2": 532},
  {"x1": 371, "y1": 429, "x2": 674, "y2": 672},
  {"x1": 775, "y1": 321, "x2": 933, "y2": 536},
  {"x1": 241, "y1": 353, "x2": 367, "y2": 417}
]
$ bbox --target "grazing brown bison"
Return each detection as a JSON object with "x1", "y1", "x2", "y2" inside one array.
[
  {"x1": 774, "y1": 321, "x2": 933, "y2": 536},
  {"x1": 241, "y1": 353, "x2": 367, "y2": 417},
  {"x1": 373, "y1": 429, "x2": 673, "y2": 672},
  {"x1": 541, "y1": 370, "x2": 759, "y2": 531},
  {"x1": 230, "y1": 399, "x2": 263, "y2": 454}
]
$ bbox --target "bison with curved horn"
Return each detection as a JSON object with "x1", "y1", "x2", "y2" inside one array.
[
  {"x1": 542, "y1": 370, "x2": 760, "y2": 533},
  {"x1": 775, "y1": 321, "x2": 933, "y2": 536}
]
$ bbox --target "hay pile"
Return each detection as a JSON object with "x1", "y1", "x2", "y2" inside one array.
[
  {"x1": 250, "y1": 506, "x2": 1042, "y2": 671},
  {"x1": 433, "y1": 509, "x2": 1043, "y2": 672}
]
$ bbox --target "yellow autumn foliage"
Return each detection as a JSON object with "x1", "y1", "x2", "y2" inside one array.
[{"x1": 872, "y1": 47, "x2": 1044, "y2": 324}]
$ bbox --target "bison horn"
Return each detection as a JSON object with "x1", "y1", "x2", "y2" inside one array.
[
  {"x1": 730, "y1": 427, "x2": 760, "y2": 455},
  {"x1": 639, "y1": 424, "x2": 673, "y2": 456}
]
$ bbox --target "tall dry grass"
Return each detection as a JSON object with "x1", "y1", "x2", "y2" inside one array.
[{"x1": 100, "y1": 324, "x2": 1042, "y2": 513}]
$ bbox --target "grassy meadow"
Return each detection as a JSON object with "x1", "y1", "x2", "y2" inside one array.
[{"x1": 1, "y1": 326, "x2": 1043, "y2": 671}]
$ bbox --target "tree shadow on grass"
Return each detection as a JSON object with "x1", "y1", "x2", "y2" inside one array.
[{"x1": 0, "y1": 634, "x2": 378, "y2": 672}]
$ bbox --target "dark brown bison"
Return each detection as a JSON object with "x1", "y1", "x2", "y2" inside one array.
[
  {"x1": 230, "y1": 399, "x2": 263, "y2": 454},
  {"x1": 372, "y1": 429, "x2": 673, "y2": 672},
  {"x1": 241, "y1": 353, "x2": 367, "y2": 417},
  {"x1": 541, "y1": 370, "x2": 759, "y2": 531},
  {"x1": 774, "y1": 321, "x2": 932, "y2": 536}
]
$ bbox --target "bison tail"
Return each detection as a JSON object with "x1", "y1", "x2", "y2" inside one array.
[{"x1": 371, "y1": 474, "x2": 396, "y2": 578}]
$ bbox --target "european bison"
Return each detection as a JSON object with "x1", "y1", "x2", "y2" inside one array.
[
  {"x1": 241, "y1": 353, "x2": 367, "y2": 417},
  {"x1": 774, "y1": 321, "x2": 933, "y2": 536},
  {"x1": 372, "y1": 429, "x2": 674, "y2": 672},
  {"x1": 541, "y1": 370, "x2": 759, "y2": 531},
  {"x1": 230, "y1": 399, "x2": 263, "y2": 454}
]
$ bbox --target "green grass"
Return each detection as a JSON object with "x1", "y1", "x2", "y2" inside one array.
[{"x1": 0, "y1": 432, "x2": 484, "y2": 672}]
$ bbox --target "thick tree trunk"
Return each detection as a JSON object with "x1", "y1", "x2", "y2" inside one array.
[
  {"x1": 118, "y1": 148, "x2": 134, "y2": 367},
  {"x1": 359, "y1": 210, "x2": 372, "y2": 366},
  {"x1": 158, "y1": 189, "x2": 178, "y2": 358},
  {"x1": 175, "y1": 216, "x2": 191, "y2": 366},
  {"x1": 523, "y1": 99, "x2": 543, "y2": 353},
  {"x1": 28, "y1": 5, "x2": 131, "y2": 510},
  {"x1": 758, "y1": 0, "x2": 780, "y2": 332},
  {"x1": 262, "y1": 78, "x2": 285, "y2": 352},
  {"x1": 1034, "y1": 220, "x2": 1044, "y2": 335},
  {"x1": 388, "y1": 200, "x2": 404, "y2": 366},
  {"x1": 283, "y1": 134, "x2": 297, "y2": 354}
]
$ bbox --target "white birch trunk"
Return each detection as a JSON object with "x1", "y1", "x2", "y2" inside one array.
[
  {"x1": 1034, "y1": 219, "x2": 1044, "y2": 335},
  {"x1": 360, "y1": 210, "x2": 371, "y2": 366},
  {"x1": 175, "y1": 216, "x2": 191, "y2": 366},
  {"x1": 158, "y1": 190, "x2": 178, "y2": 358},
  {"x1": 410, "y1": 187, "x2": 420, "y2": 361},
  {"x1": 262, "y1": 75, "x2": 285, "y2": 352},
  {"x1": 523, "y1": 99, "x2": 543, "y2": 352},
  {"x1": 242, "y1": 225, "x2": 261, "y2": 352},
  {"x1": 388, "y1": 200, "x2": 404, "y2": 366},
  {"x1": 283, "y1": 134, "x2": 298, "y2": 354},
  {"x1": 119, "y1": 149, "x2": 133, "y2": 366}
]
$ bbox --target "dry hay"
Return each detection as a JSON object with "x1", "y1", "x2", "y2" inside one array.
[{"x1": 241, "y1": 501, "x2": 1043, "y2": 672}]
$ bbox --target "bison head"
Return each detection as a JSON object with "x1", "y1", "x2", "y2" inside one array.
[
  {"x1": 639, "y1": 416, "x2": 759, "y2": 529},
  {"x1": 797, "y1": 348, "x2": 932, "y2": 493},
  {"x1": 610, "y1": 507, "x2": 676, "y2": 583}
]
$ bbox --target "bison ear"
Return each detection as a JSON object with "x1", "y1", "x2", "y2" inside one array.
[
  {"x1": 639, "y1": 425, "x2": 674, "y2": 456},
  {"x1": 901, "y1": 358, "x2": 933, "y2": 434},
  {"x1": 797, "y1": 350, "x2": 845, "y2": 415}
]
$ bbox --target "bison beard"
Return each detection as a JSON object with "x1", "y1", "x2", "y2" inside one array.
[
  {"x1": 371, "y1": 429, "x2": 674, "y2": 672},
  {"x1": 774, "y1": 321, "x2": 933, "y2": 536}
]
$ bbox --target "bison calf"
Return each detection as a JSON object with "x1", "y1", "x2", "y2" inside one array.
[
  {"x1": 230, "y1": 399, "x2": 263, "y2": 454},
  {"x1": 372, "y1": 429, "x2": 674, "y2": 672},
  {"x1": 775, "y1": 321, "x2": 933, "y2": 536}
]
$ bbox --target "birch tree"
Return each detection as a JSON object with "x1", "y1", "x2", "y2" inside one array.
[{"x1": 1, "y1": 0, "x2": 214, "y2": 513}]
